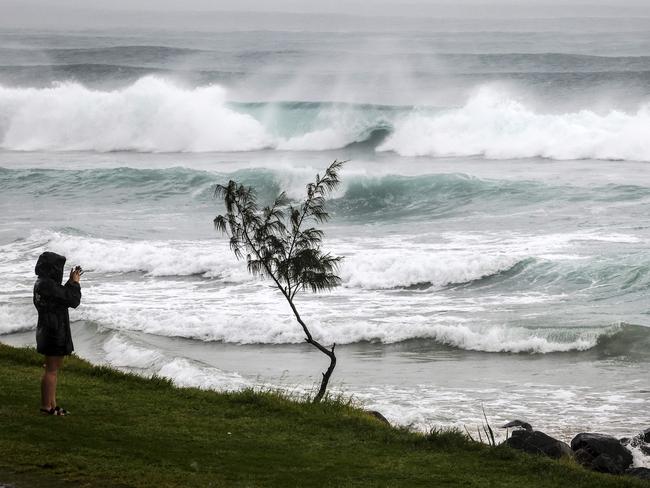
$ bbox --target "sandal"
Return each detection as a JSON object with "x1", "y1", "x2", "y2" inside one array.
[{"x1": 39, "y1": 407, "x2": 67, "y2": 416}]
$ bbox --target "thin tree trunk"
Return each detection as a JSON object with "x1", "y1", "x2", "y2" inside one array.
[
  {"x1": 285, "y1": 296, "x2": 337, "y2": 403},
  {"x1": 310, "y1": 340, "x2": 336, "y2": 403}
]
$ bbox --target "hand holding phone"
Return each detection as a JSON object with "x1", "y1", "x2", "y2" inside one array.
[{"x1": 70, "y1": 265, "x2": 84, "y2": 283}]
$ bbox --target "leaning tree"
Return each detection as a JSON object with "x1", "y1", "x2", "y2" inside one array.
[{"x1": 214, "y1": 160, "x2": 345, "y2": 403}]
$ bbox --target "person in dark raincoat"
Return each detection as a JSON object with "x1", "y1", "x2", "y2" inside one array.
[{"x1": 34, "y1": 251, "x2": 82, "y2": 416}]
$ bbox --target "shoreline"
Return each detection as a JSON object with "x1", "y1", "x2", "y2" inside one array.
[{"x1": 2, "y1": 321, "x2": 648, "y2": 443}]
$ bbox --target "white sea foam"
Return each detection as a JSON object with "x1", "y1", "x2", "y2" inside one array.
[
  {"x1": 629, "y1": 444, "x2": 650, "y2": 469},
  {"x1": 158, "y1": 358, "x2": 249, "y2": 390},
  {"x1": 38, "y1": 230, "x2": 251, "y2": 280},
  {"x1": 71, "y1": 281, "x2": 613, "y2": 351},
  {"x1": 0, "y1": 229, "x2": 640, "y2": 351},
  {"x1": 27, "y1": 230, "x2": 526, "y2": 289},
  {"x1": 101, "y1": 335, "x2": 248, "y2": 390},
  {"x1": 0, "y1": 77, "x2": 272, "y2": 152},
  {"x1": 0, "y1": 305, "x2": 34, "y2": 335},
  {"x1": 102, "y1": 335, "x2": 161, "y2": 369},
  {"x1": 409, "y1": 323, "x2": 601, "y2": 353},
  {"x1": 9, "y1": 226, "x2": 638, "y2": 288},
  {"x1": 0, "y1": 272, "x2": 630, "y2": 352},
  {"x1": 341, "y1": 250, "x2": 521, "y2": 289},
  {"x1": 378, "y1": 86, "x2": 650, "y2": 161}
]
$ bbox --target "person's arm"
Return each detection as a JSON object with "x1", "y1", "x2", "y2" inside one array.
[{"x1": 39, "y1": 269, "x2": 82, "y2": 309}]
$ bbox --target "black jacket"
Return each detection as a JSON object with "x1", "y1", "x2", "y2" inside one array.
[{"x1": 34, "y1": 252, "x2": 81, "y2": 356}]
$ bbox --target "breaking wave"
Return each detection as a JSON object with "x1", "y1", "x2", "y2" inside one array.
[
  {"x1": 378, "y1": 87, "x2": 650, "y2": 161},
  {"x1": 2, "y1": 77, "x2": 650, "y2": 161},
  {"x1": 0, "y1": 77, "x2": 272, "y2": 152},
  {"x1": 0, "y1": 77, "x2": 391, "y2": 152},
  {"x1": 9, "y1": 230, "x2": 526, "y2": 289}
]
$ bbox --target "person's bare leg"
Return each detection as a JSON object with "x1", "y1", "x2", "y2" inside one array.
[{"x1": 41, "y1": 356, "x2": 63, "y2": 411}]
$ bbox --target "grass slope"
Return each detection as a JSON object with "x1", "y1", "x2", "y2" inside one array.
[{"x1": 0, "y1": 343, "x2": 645, "y2": 488}]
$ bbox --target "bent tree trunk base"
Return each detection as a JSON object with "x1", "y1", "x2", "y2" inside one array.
[
  {"x1": 308, "y1": 340, "x2": 336, "y2": 403},
  {"x1": 289, "y1": 299, "x2": 337, "y2": 403}
]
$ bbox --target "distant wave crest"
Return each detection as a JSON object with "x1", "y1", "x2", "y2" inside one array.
[
  {"x1": 378, "y1": 87, "x2": 650, "y2": 161},
  {"x1": 2, "y1": 78, "x2": 650, "y2": 161},
  {"x1": 0, "y1": 76, "x2": 272, "y2": 152}
]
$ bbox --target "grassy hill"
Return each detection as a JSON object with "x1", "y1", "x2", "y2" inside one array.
[{"x1": 0, "y1": 343, "x2": 645, "y2": 488}]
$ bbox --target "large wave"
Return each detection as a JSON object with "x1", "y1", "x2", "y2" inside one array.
[
  {"x1": 3, "y1": 77, "x2": 650, "y2": 160},
  {"x1": 378, "y1": 87, "x2": 650, "y2": 161},
  {"x1": 0, "y1": 76, "x2": 386, "y2": 152},
  {"x1": 0, "y1": 77, "x2": 272, "y2": 152}
]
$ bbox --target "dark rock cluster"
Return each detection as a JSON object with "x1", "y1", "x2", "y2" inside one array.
[
  {"x1": 505, "y1": 429, "x2": 572, "y2": 459},
  {"x1": 501, "y1": 421, "x2": 650, "y2": 481},
  {"x1": 571, "y1": 433, "x2": 633, "y2": 475}
]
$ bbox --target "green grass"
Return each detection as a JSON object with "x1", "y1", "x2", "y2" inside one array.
[{"x1": 0, "y1": 343, "x2": 645, "y2": 488}]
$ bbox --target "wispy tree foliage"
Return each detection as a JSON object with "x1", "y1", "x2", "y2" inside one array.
[{"x1": 214, "y1": 161, "x2": 345, "y2": 402}]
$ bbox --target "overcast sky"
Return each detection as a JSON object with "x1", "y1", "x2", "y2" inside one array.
[
  {"x1": 1, "y1": 0, "x2": 649, "y2": 30},
  {"x1": 5, "y1": 0, "x2": 650, "y2": 13},
  {"x1": 4, "y1": 0, "x2": 650, "y2": 10}
]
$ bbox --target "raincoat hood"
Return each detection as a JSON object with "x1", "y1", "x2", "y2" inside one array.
[{"x1": 35, "y1": 251, "x2": 66, "y2": 284}]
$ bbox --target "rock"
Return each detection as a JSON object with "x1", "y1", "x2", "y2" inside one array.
[
  {"x1": 505, "y1": 430, "x2": 572, "y2": 459},
  {"x1": 626, "y1": 467, "x2": 650, "y2": 480},
  {"x1": 367, "y1": 410, "x2": 390, "y2": 426},
  {"x1": 573, "y1": 448, "x2": 593, "y2": 465},
  {"x1": 643, "y1": 428, "x2": 650, "y2": 444},
  {"x1": 571, "y1": 433, "x2": 633, "y2": 474},
  {"x1": 591, "y1": 454, "x2": 626, "y2": 475}
]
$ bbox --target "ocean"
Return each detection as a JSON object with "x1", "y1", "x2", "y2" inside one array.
[{"x1": 0, "y1": 25, "x2": 649, "y2": 451}]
